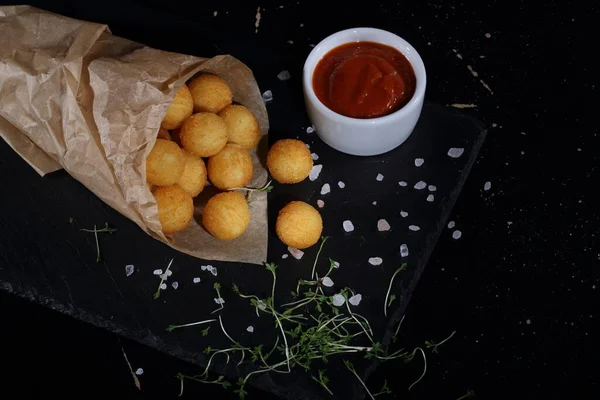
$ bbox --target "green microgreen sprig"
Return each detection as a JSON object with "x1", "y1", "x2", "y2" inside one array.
[
  {"x1": 153, "y1": 258, "x2": 174, "y2": 300},
  {"x1": 80, "y1": 222, "x2": 117, "y2": 262}
]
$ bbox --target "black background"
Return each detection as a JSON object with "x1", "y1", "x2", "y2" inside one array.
[{"x1": 1, "y1": 0, "x2": 598, "y2": 399}]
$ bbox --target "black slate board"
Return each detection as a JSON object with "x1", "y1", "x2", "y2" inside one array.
[{"x1": 0, "y1": 91, "x2": 485, "y2": 398}]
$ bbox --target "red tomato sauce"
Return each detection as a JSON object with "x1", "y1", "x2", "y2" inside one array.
[{"x1": 312, "y1": 41, "x2": 416, "y2": 119}]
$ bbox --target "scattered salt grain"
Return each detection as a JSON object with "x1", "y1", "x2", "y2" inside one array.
[
  {"x1": 409, "y1": 225, "x2": 420, "y2": 231},
  {"x1": 427, "y1": 194, "x2": 434, "y2": 202},
  {"x1": 400, "y1": 244, "x2": 409, "y2": 257},
  {"x1": 447, "y1": 148, "x2": 465, "y2": 158},
  {"x1": 348, "y1": 294, "x2": 362, "y2": 306},
  {"x1": 322, "y1": 277, "x2": 334, "y2": 287},
  {"x1": 376, "y1": 173, "x2": 384, "y2": 181},
  {"x1": 201, "y1": 265, "x2": 208, "y2": 271},
  {"x1": 207, "y1": 265, "x2": 217, "y2": 276},
  {"x1": 277, "y1": 70, "x2": 291, "y2": 81},
  {"x1": 171, "y1": 281, "x2": 179, "y2": 290},
  {"x1": 332, "y1": 294, "x2": 346, "y2": 307},
  {"x1": 288, "y1": 247, "x2": 304, "y2": 260},
  {"x1": 306, "y1": 126, "x2": 315, "y2": 133},
  {"x1": 287, "y1": 40, "x2": 294, "y2": 44},
  {"x1": 368, "y1": 257, "x2": 383, "y2": 266},
  {"x1": 125, "y1": 265, "x2": 134, "y2": 277},
  {"x1": 399, "y1": 181, "x2": 408, "y2": 187},
  {"x1": 414, "y1": 181, "x2": 426, "y2": 190},
  {"x1": 377, "y1": 219, "x2": 391, "y2": 231},
  {"x1": 262, "y1": 90, "x2": 273, "y2": 103},
  {"x1": 372, "y1": 201, "x2": 377, "y2": 205},
  {"x1": 400, "y1": 210, "x2": 408, "y2": 218},
  {"x1": 153, "y1": 269, "x2": 163, "y2": 275},
  {"x1": 333, "y1": 261, "x2": 340, "y2": 268},
  {"x1": 213, "y1": 11, "x2": 218, "y2": 17},
  {"x1": 214, "y1": 297, "x2": 225, "y2": 305},
  {"x1": 160, "y1": 283, "x2": 167, "y2": 290},
  {"x1": 320, "y1": 183, "x2": 331, "y2": 195},
  {"x1": 428, "y1": 185, "x2": 437, "y2": 192},
  {"x1": 166, "y1": 269, "x2": 173, "y2": 277},
  {"x1": 282, "y1": 254, "x2": 289, "y2": 259},
  {"x1": 247, "y1": 325, "x2": 254, "y2": 333},
  {"x1": 448, "y1": 220, "x2": 456, "y2": 229},
  {"x1": 526, "y1": 319, "x2": 531, "y2": 325},
  {"x1": 484, "y1": 181, "x2": 492, "y2": 191},
  {"x1": 309, "y1": 165, "x2": 323, "y2": 181},
  {"x1": 338, "y1": 181, "x2": 345, "y2": 188},
  {"x1": 485, "y1": 33, "x2": 491, "y2": 38},
  {"x1": 317, "y1": 199, "x2": 325, "y2": 208},
  {"x1": 135, "y1": 368, "x2": 144, "y2": 376},
  {"x1": 311, "y1": 152, "x2": 319, "y2": 160},
  {"x1": 193, "y1": 277, "x2": 201, "y2": 284},
  {"x1": 415, "y1": 158, "x2": 424, "y2": 167},
  {"x1": 343, "y1": 220, "x2": 355, "y2": 232},
  {"x1": 452, "y1": 230, "x2": 462, "y2": 239}
]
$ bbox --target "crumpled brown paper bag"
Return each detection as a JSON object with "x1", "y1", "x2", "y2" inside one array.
[{"x1": 0, "y1": 6, "x2": 269, "y2": 264}]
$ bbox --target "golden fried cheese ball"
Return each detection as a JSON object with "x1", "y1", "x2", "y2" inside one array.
[
  {"x1": 178, "y1": 151, "x2": 207, "y2": 197},
  {"x1": 207, "y1": 144, "x2": 254, "y2": 190},
  {"x1": 218, "y1": 105, "x2": 261, "y2": 149},
  {"x1": 146, "y1": 139, "x2": 185, "y2": 186},
  {"x1": 161, "y1": 84, "x2": 194, "y2": 130},
  {"x1": 202, "y1": 191, "x2": 250, "y2": 240},
  {"x1": 276, "y1": 201, "x2": 323, "y2": 249},
  {"x1": 188, "y1": 74, "x2": 232, "y2": 114},
  {"x1": 157, "y1": 128, "x2": 171, "y2": 141},
  {"x1": 152, "y1": 184, "x2": 194, "y2": 234},
  {"x1": 179, "y1": 112, "x2": 228, "y2": 157},
  {"x1": 267, "y1": 139, "x2": 313, "y2": 184}
]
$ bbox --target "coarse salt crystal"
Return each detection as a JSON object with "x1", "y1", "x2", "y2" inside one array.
[
  {"x1": 448, "y1": 221, "x2": 456, "y2": 229},
  {"x1": 160, "y1": 283, "x2": 167, "y2": 290},
  {"x1": 125, "y1": 265, "x2": 134, "y2": 277},
  {"x1": 409, "y1": 225, "x2": 420, "y2": 231},
  {"x1": 262, "y1": 90, "x2": 273, "y2": 103},
  {"x1": 171, "y1": 281, "x2": 179, "y2": 289},
  {"x1": 309, "y1": 165, "x2": 323, "y2": 181},
  {"x1": 452, "y1": 230, "x2": 462, "y2": 239},
  {"x1": 277, "y1": 70, "x2": 291, "y2": 81},
  {"x1": 288, "y1": 247, "x2": 304, "y2": 260},
  {"x1": 348, "y1": 294, "x2": 362, "y2": 306},
  {"x1": 368, "y1": 257, "x2": 383, "y2": 266},
  {"x1": 333, "y1": 261, "x2": 340, "y2": 268},
  {"x1": 427, "y1": 194, "x2": 434, "y2": 202},
  {"x1": 153, "y1": 269, "x2": 163, "y2": 275},
  {"x1": 320, "y1": 183, "x2": 331, "y2": 195},
  {"x1": 166, "y1": 269, "x2": 173, "y2": 277},
  {"x1": 414, "y1": 181, "x2": 426, "y2": 190},
  {"x1": 428, "y1": 185, "x2": 437, "y2": 192},
  {"x1": 322, "y1": 277, "x2": 334, "y2": 287},
  {"x1": 135, "y1": 368, "x2": 144, "y2": 376},
  {"x1": 400, "y1": 210, "x2": 408, "y2": 218},
  {"x1": 306, "y1": 126, "x2": 315, "y2": 133},
  {"x1": 247, "y1": 325, "x2": 254, "y2": 333},
  {"x1": 400, "y1": 244, "x2": 409, "y2": 257},
  {"x1": 343, "y1": 220, "x2": 354, "y2": 232},
  {"x1": 415, "y1": 158, "x2": 424, "y2": 167},
  {"x1": 484, "y1": 181, "x2": 492, "y2": 191},
  {"x1": 332, "y1": 294, "x2": 345, "y2": 307},
  {"x1": 448, "y1": 148, "x2": 465, "y2": 158},
  {"x1": 193, "y1": 277, "x2": 201, "y2": 284},
  {"x1": 376, "y1": 173, "x2": 384, "y2": 181},
  {"x1": 214, "y1": 297, "x2": 225, "y2": 305},
  {"x1": 399, "y1": 181, "x2": 408, "y2": 187},
  {"x1": 311, "y1": 152, "x2": 319, "y2": 160},
  {"x1": 377, "y1": 219, "x2": 391, "y2": 231},
  {"x1": 201, "y1": 265, "x2": 208, "y2": 271},
  {"x1": 317, "y1": 199, "x2": 325, "y2": 208},
  {"x1": 338, "y1": 181, "x2": 345, "y2": 188},
  {"x1": 373, "y1": 201, "x2": 377, "y2": 205},
  {"x1": 282, "y1": 254, "x2": 289, "y2": 259}
]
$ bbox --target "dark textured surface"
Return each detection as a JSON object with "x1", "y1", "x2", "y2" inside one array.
[{"x1": 1, "y1": 0, "x2": 598, "y2": 399}]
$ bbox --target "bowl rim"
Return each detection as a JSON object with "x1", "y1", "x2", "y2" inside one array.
[{"x1": 303, "y1": 27, "x2": 427, "y2": 125}]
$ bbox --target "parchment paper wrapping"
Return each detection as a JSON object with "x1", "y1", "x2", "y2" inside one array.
[{"x1": 0, "y1": 6, "x2": 269, "y2": 264}]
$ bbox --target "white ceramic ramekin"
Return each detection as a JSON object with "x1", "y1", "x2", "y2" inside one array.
[{"x1": 303, "y1": 28, "x2": 426, "y2": 156}]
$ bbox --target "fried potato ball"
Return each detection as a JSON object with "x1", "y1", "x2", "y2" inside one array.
[
  {"x1": 178, "y1": 151, "x2": 207, "y2": 197},
  {"x1": 157, "y1": 128, "x2": 171, "y2": 141},
  {"x1": 152, "y1": 184, "x2": 194, "y2": 234},
  {"x1": 276, "y1": 201, "x2": 323, "y2": 249},
  {"x1": 207, "y1": 143, "x2": 254, "y2": 190},
  {"x1": 267, "y1": 139, "x2": 313, "y2": 184},
  {"x1": 202, "y1": 191, "x2": 250, "y2": 240},
  {"x1": 179, "y1": 112, "x2": 228, "y2": 157},
  {"x1": 146, "y1": 139, "x2": 185, "y2": 186},
  {"x1": 161, "y1": 84, "x2": 194, "y2": 130},
  {"x1": 218, "y1": 105, "x2": 261, "y2": 149},
  {"x1": 188, "y1": 74, "x2": 232, "y2": 114}
]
